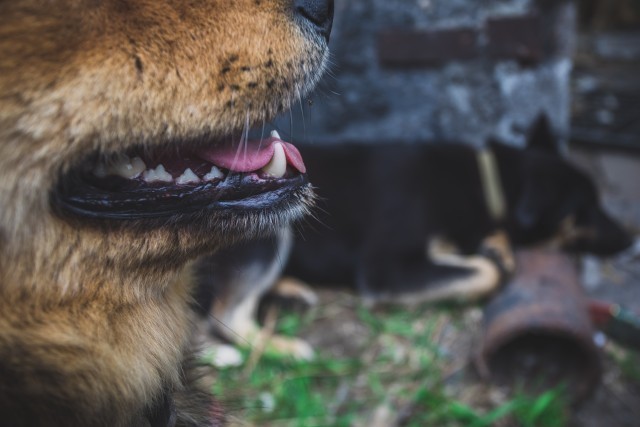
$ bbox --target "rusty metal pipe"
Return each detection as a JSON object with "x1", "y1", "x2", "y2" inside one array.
[{"x1": 475, "y1": 249, "x2": 601, "y2": 403}]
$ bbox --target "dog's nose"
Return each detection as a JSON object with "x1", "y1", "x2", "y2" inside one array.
[{"x1": 294, "y1": 0, "x2": 334, "y2": 42}]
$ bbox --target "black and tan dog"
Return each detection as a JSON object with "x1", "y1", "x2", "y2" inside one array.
[
  {"x1": 0, "y1": 1, "x2": 333, "y2": 426},
  {"x1": 197, "y1": 116, "x2": 632, "y2": 356}
]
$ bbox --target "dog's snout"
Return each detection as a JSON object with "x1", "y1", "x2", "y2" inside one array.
[{"x1": 294, "y1": 0, "x2": 334, "y2": 41}]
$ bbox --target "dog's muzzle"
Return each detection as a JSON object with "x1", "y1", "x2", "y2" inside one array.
[{"x1": 294, "y1": 0, "x2": 334, "y2": 42}]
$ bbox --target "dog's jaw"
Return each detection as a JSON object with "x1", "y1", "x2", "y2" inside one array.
[
  {"x1": 1, "y1": 0, "x2": 330, "y2": 269},
  {"x1": 0, "y1": 0, "x2": 332, "y2": 425}
]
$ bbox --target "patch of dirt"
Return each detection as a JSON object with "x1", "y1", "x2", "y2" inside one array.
[{"x1": 292, "y1": 247, "x2": 640, "y2": 427}]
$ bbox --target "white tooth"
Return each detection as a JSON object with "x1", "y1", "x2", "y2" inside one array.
[
  {"x1": 143, "y1": 168, "x2": 157, "y2": 182},
  {"x1": 129, "y1": 157, "x2": 146, "y2": 176},
  {"x1": 94, "y1": 156, "x2": 146, "y2": 179},
  {"x1": 270, "y1": 130, "x2": 281, "y2": 140},
  {"x1": 176, "y1": 168, "x2": 200, "y2": 185},
  {"x1": 203, "y1": 166, "x2": 224, "y2": 181},
  {"x1": 111, "y1": 156, "x2": 146, "y2": 179},
  {"x1": 143, "y1": 164, "x2": 173, "y2": 183},
  {"x1": 261, "y1": 142, "x2": 287, "y2": 178}
]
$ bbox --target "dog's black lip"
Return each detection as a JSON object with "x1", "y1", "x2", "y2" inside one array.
[{"x1": 53, "y1": 172, "x2": 308, "y2": 221}]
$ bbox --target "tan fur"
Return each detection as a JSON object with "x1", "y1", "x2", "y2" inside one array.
[
  {"x1": 0, "y1": 1, "x2": 328, "y2": 425},
  {"x1": 413, "y1": 232, "x2": 513, "y2": 305}
]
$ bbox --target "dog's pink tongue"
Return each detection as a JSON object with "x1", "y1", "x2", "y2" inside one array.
[{"x1": 198, "y1": 137, "x2": 306, "y2": 173}]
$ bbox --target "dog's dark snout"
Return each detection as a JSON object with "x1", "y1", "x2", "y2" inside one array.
[{"x1": 294, "y1": 0, "x2": 334, "y2": 41}]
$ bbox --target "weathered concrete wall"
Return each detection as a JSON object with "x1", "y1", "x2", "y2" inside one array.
[{"x1": 282, "y1": 0, "x2": 576, "y2": 148}]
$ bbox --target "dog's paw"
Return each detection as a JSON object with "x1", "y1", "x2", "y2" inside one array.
[
  {"x1": 427, "y1": 236, "x2": 461, "y2": 260},
  {"x1": 270, "y1": 277, "x2": 319, "y2": 306},
  {"x1": 265, "y1": 335, "x2": 315, "y2": 361},
  {"x1": 199, "y1": 343, "x2": 245, "y2": 369},
  {"x1": 228, "y1": 321, "x2": 315, "y2": 361},
  {"x1": 479, "y1": 231, "x2": 516, "y2": 278},
  {"x1": 259, "y1": 277, "x2": 318, "y2": 322}
]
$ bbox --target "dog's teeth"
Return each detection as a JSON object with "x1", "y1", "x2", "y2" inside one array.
[
  {"x1": 203, "y1": 166, "x2": 224, "y2": 181},
  {"x1": 112, "y1": 156, "x2": 146, "y2": 179},
  {"x1": 143, "y1": 164, "x2": 173, "y2": 183},
  {"x1": 261, "y1": 142, "x2": 287, "y2": 178},
  {"x1": 176, "y1": 168, "x2": 200, "y2": 185},
  {"x1": 270, "y1": 130, "x2": 281, "y2": 140},
  {"x1": 93, "y1": 156, "x2": 146, "y2": 179}
]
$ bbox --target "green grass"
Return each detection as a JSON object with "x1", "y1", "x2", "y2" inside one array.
[
  {"x1": 208, "y1": 303, "x2": 570, "y2": 427},
  {"x1": 615, "y1": 349, "x2": 640, "y2": 383}
]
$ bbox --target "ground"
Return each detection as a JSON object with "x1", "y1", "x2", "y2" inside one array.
[
  {"x1": 205, "y1": 282, "x2": 639, "y2": 426},
  {"x1": 570, "y1": 147, "x2": 640, "y2": 427}
]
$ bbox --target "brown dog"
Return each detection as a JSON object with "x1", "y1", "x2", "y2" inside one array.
[{"x1": 0, "y1": 1, "x2": 332, "y2": 425}]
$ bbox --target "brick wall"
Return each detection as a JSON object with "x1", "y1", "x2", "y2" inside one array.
[{"x1": 282, "y1": 0, "x2": 576, "y2": 148}]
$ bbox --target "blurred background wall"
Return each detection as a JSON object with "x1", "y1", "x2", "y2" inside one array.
[
  {"x1": 280, "y1": 0, "x2": 577, "y2": 147},
  {"x1": 275, "y1": 0, "x2": 640, "y2": 228}
]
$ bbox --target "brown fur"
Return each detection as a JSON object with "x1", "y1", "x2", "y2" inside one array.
[{"x1": 0, "y1": 1, "x2": 328, "y2": 425}]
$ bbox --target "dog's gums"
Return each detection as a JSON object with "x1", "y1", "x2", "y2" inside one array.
[{"x1": 55, "y1": 131, "x2": 309, "y2": 221}]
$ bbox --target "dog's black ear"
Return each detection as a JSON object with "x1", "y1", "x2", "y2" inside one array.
[
  {"x1": 514, "y1": 170, "x2": 558, "y2": 229},
  {"x1": 514, "y1": 179, "x2": 543, "y2": 229},
  {"x1": 526, "y1": 113, "x2": 558, "y2": 153}
]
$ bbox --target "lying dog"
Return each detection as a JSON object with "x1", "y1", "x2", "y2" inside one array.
[
  {"x1": 0, "y1": 1, "x2": 332, "y2": 425},
  {"x1": 197, "y1": 115, "x2": 632, "y2": 355}
]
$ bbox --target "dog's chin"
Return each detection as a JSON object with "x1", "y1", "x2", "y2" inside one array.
[{"x1": 51, "y1": 130, "x2": 314, "y2": 240}]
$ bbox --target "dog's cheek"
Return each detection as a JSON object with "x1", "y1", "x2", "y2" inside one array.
[
  {"x1": 1, "y1": 1, "x2": 328, "y2": 157},
  {"x1": 204, "y1": 23, "x2": 327, "y2": 124}
]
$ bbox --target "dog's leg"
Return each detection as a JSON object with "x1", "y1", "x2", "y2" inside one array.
[
  {"x1": 476, "y1": 229, "x2": 516, "y2": 276},
  {"x1": 429, "y1": 230, "x2": 515, "y2": 277},
  {"x1": 357, "y1": 255, "x2": 501, "y2": 305},
  {"x1": 269, "y1": 276, "x2": 319, "y2": 307},
  {"x1": 357, "y1": 232, "x2": 513, "y2": 305},
  {"x1": 213, "y1": 287, "x2": 314, "y2": 361},
  {"x1": 428, "y1": 235, "x2": 462, "y2": 258},
  {"x1": 195, "y1": 228, "x2": 314, "y2": 359}
]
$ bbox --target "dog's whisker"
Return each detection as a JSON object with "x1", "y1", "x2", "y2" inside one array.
[
  {"x1": 297, "y1": 92, "x2": 307, "y2": 143},
  {"x1": 206, "y1": 314, "x2": 255, "y2": 349},
  {"x1": 257, "y1": 117, "x2": 267, "y2": 153},
  {"x1": 242, "y1": 111, "x2": 250, "y2": 163},
  {"x1": 297, "y1": 211, "x2": 330, "y2": 237},
  {"x1": 289, "y1": 104, "x2": 294, "y2": 142},
  {"x1": 272, "y1": 233, "x2": 288, "y2": 273},
  {"x1": 229, "y1": 110, "x2": 249, "y2": 173}
]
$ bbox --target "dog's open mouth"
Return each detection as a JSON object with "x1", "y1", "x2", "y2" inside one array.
[{"x1": 55, "y1": 131, "x2": 309, "y2": 221}]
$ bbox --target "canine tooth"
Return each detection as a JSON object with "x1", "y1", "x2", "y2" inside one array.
[
  {"x1": 203, "y1": 166, "x2": 224, "y2": 181},
  {"x1": 129, "y1": 157, "x2": 147, "y2": 176},
  {"x1": 176, "y1": 168, "x2": 200, "y2": 185},
  {"x1": 143, "y1": 164, "x2": 173, "y2": 183},
  {"x1": 261, "y1": 142, "x2": 286, "y2": 178},
  {"x1": 111, "y1": 156, "x2": 146, "y2": 179},
  {"x1": 270, "y1": 130, "x2": 281, "y2": 140}
]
